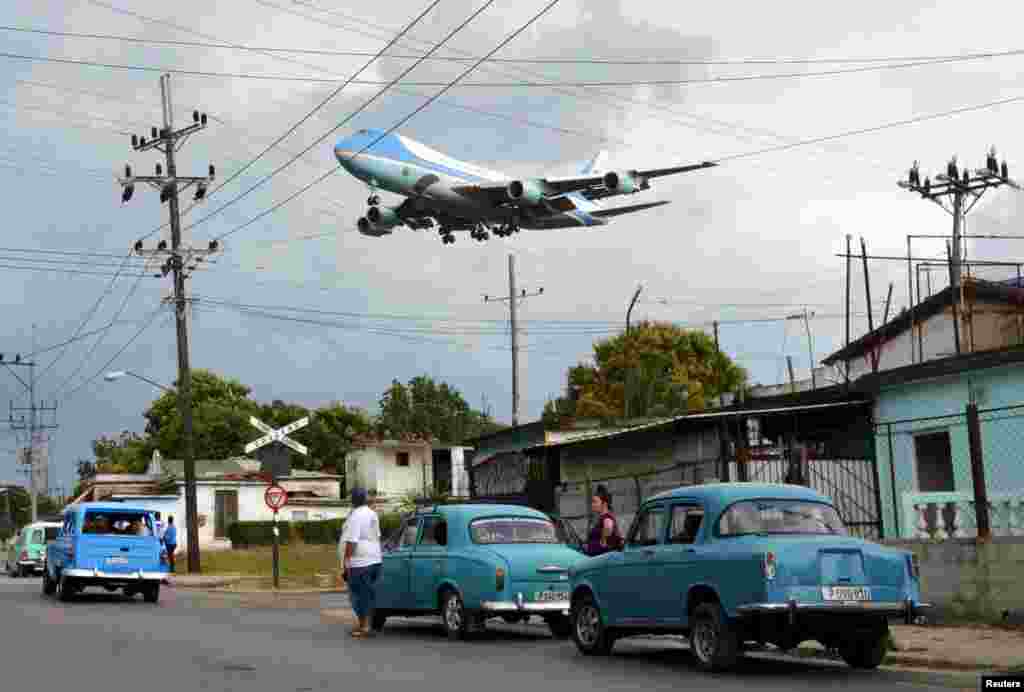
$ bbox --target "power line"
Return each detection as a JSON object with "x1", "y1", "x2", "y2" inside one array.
[
  {"x1": 4, "y1": 49, "x2": 1017, "y2": 87},
  {"x1": 9, "y1": 25, "x2": 1024, "y2": 67},
  {"x1": 0, "y1": 261, "x2": 153, "y2": 279},
  {"x1": 25, "y1": 319, "x2": 148, "y2": 359}
]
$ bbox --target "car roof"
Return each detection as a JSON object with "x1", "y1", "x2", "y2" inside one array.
[
  {"x1": 24, "y1": 521, "x2": 62, "y2": 529},
  {"x1": 64, "y1": 502, "x2": 156, "y2": 514},
  {"x1": 418, "y1": 504, "x2": 551, "y2": 522},
  {"x1": 646, "y1": 482, "x2": 831, "y2": 508}
]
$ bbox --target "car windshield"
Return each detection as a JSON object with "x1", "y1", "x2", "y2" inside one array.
[
  {"x1": 82, "y1": 511, "x2": 154, "y2": 536},
  {"x1": 718, "y1": 500, "x2": 847, "y2": 536},
  {"x1": 469, "y1": 517, "x2": 559, "y2": 544}
]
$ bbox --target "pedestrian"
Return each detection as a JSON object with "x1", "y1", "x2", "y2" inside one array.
[
  {"x1": 583, "y1": 484, "x2": 624, "y2": 556},
  {"x1": 338, "y1": 487, "x2": 381, "y2": 638},
  {"x1": 162, "y1": 516, "x2": 178, "y2": 573}
]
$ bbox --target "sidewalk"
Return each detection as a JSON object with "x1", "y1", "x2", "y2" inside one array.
[{"x1": 168, "y1": 573, "x2": 347, "y2": 594}]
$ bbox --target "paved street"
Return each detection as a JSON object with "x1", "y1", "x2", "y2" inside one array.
[{"x1": 0, "y1": 575, "x2": 972, "y2": 691}]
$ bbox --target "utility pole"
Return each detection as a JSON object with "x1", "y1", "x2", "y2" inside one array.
[
  {"x1": 118, "y1": 74, "x2": 218, "y2": 574},
  {"x1": 844, "y1": 234, "x2": 851, "y2": 385},
  {"x1": 5, "y1": 335, "x2": 58, "y2": 524},
  {"x1": 899, "y1": 149, "x2": 1018, "y2": 356},
  {"x1": 786, "y1": 310, "x2": 816, "y2": 390},
  {"x1": 624, "y1": 284, "x2": 643, "y2": 419},
  {"x1": 786, "y1": 356, "x2": 796, "y2": 394},
  {"x1": 483, "y1": 254, "x2": 543, "y2": 427}
]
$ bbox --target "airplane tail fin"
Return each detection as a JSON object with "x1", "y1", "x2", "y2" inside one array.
[{"x1": 580, "y1": 150, "x2": 608, "y2": 176}]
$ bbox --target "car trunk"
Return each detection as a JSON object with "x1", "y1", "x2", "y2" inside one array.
[
  {"x1": 481, "y1": 544, "x2": 580, "y2": 583},
  {"x1": 768, "y1": 536, "x2": 907, "y2": 588},
  {"x1": 77, "y1": 536, "x2": 160, "y2": 573}
]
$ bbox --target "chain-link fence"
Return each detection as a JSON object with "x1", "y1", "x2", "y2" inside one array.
[{"x1": 875, "y1": 403, "x2": 1024, "y2": 540}]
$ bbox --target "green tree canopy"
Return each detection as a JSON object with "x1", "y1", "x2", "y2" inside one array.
[
  {"x1": 376, "y1": 375, "x2": 503, "y2": 444},
  {"x1": 543, "y1": 321, "x2": 748, "y2": 427}
]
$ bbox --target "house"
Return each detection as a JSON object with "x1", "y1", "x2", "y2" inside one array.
[
  {"x1": 856, "y1": 345, "x2": 1024, "y2": 540},
  {"x1": 73, "y1": 452, "x2": 347, "y2": 552},
  {"x1": 824, "y1": 277, "x2": 1024, "y2": 380},
  {"x1": 345, "y1": 438, "x2": 434, "y2": 501}
]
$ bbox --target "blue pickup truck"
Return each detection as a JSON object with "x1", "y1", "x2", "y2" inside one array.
[{"x1": 45, "y1": 502, "x2": 169, "y2": 602}]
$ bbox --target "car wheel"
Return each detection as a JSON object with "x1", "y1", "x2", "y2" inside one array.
[
  {"x1": 370, "y1": 611, "x2": 388, "y2": 632},
  {"x1": 546, "y1": 614, "x2": 572, "y2": 639},
  {"x1": 571, "y1": 593, "x2": 615, "y2": 656},
  {"x1": 57, "y1": 574, "x2": 76, "y2": 603},
  {"x1": 143, "y1": 585, "x2": 160, "y2": 604},
  {"x1": 42, "y1": 569, "x2": 56, "y2": 596},
  {"x1": 689, "y1": 602, "x2": 740, "y2": 672},
  {"x1": 840, "y1": 625, "x2": 889, "y2": 669},
  {"x1": 441, "y1": 590, "x2": 468, "y2": 641}
]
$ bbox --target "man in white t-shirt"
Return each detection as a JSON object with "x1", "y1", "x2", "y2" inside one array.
[{"x1": 339, "y1": 486, "x2": 382, "y2": 637}]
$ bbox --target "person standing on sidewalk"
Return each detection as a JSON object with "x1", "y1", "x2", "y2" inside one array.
[
  {"x1": 583, "y1": 484, "x2": 623, "y2": 556},
  {"x1": 162, "y1": 516, "x2": 178, "y2": 573},
  {"x1": 339, "y1": 487, "x2": 381, "y2": 638}
]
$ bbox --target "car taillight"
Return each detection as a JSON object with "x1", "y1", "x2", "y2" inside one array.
[
  {"x1": 763, "y1": 551, "x2": 776, "y2": 580},
  {"x1": 496, "y1": 567, "x2": 505, "y2": 591},
  {"x1": 20, "y1": 550, "x2": 28, "y2": 561},
  {"x1": 907, "y1": 553, "x2": 920, "y2": 579}
]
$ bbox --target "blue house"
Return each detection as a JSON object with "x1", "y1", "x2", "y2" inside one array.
[{"x1": 856, "y1": 347, "x2": 1024, "y2": 539}]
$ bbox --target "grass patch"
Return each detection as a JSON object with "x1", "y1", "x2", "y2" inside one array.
[{"x1": 182, "y1": 543, "x2": 340, "y2": 585}]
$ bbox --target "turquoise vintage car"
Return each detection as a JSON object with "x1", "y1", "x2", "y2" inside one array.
[
  {"x1": 568, "y1": 483, "x2": 931, "y2": 671},
  {"x1": 6, "y1": 521, "x2": 61, "y2": 577},
  {"x1": 371, "y1": 503, "x2": 586, "y2": 639}
]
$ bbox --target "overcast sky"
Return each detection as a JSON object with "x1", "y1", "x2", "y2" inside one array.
[{"x1": 2, "y1": 0, "x2": 1023, "y2": 491}]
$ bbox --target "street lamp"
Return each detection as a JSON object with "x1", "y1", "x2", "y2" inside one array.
[{"x1": 104, "y1": 370, "x2": 175, "y2": 393}]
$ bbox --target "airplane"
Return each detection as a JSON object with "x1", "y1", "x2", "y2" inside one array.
[{"x1": 332, "y1": 128, "x2": 717, "y2": 245}]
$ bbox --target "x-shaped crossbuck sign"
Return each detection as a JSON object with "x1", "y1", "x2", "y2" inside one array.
[{"x1": 244, "y1": 415, "x2": 309, "y2": 455}]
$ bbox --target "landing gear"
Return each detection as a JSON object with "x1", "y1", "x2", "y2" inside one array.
[
  {"x1": 441, "y1": 232, "x2": 455, "y2": 245},
  {"x1": 366, "y1": 194, "x2": 380, "y2": 206},
  {"x1": 494, "y1": 221, "x2": 520, "y2": 238}
]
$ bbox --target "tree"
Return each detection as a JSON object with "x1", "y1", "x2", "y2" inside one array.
[
  {"x1": 0, "y1": 488, "x2": 61, "y2": 538},
  {"x1": 544, "y1": 321, "x2": 748, "y2": 426},
  {"x1": 376, "y1": 376, "x2": 503, "y2": 444}
]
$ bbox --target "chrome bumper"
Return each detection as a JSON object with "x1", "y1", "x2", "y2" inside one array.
[
  {"x1": 16, "y1": 560, "x2": 43, "y2": 569},
  {"x1": 63, "y1": 568, "x2": 166, "y2": 581},
  {"x1": 737, "y1": 599, "x2": 933, "y2": 623},
  {"x1": 481, "y1": 600, "x2": 570, "y2": 614}
]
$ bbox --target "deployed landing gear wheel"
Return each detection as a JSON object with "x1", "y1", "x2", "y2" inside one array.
[
  {"x1": 367, "y1": 195, "x2": 380, "y2": 206},
  {"x1": 441, "y1": 234, "x2": 454, "y2": 245},
  {"x1": 840, "y1": 624, "x2": 889, "y2": 669},
  {"x1": 690, "y1": 602, "x2": 740, "y2": 672},
  {"x1": 571, "y1": 593, "x2": 615, "y2": 656}
]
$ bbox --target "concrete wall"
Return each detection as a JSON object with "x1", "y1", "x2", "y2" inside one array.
[
  {"x1": 873, "y1": 363, "x2": 1024, "y2": 538},
  {"x1": 885, "y1": 537, "x2": 1024, "y2": 622},
  {"x1": 346, "y1": 444, "x2": 433, "y2": 498}
]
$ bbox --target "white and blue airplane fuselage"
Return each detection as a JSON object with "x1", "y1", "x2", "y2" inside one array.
[{"x1": 333, "y1": 128, "x2": 715, "y2": 244}]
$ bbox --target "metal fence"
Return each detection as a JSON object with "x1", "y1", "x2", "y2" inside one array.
[{"x1": 875, "y1": 403, "x2": 1024, "y2": 540}]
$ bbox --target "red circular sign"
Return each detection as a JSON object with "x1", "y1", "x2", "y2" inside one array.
[{"x1": 264, "y1": 484, "x2": 288, "y2": 511}]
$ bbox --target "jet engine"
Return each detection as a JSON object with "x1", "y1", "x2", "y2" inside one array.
[
  {"x1": 603, "y1": 170, "x2": 641, "y2": 194},
  {"x1": 367, "y1": 205, "x2": 402, "y2": 228},
  {"x1": 357, "y1": 217, "x2": 392, "y2": 237},
  {"x1": 506, "y1": 179, "x2": 545, "y2": 206}
]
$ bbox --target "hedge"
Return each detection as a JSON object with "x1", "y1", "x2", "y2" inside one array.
[{"x1": 228, "y1": 511, "x2": 405, "y2": 548}]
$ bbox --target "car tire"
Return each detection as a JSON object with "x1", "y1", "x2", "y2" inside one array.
[
  {"x1": 42, "y1": 569, "x2": 56, "y2": 596},
  {"x1": 689, "y1": 602, "x2": 741, "y2": 672},
  {"x1": 441, "y1": 590, "x2": 469, "y2": 641},
  {"x1": 143, "y1": 585, "x2": 160, "y2": 604},
  {"x1": 57, "y1": 574, "x2": 76, "y2": 603},
  {"x1": 840, "y1": 625, "x2": 889, "y2": 669},
  {"x1": 546, "y1": 614, "x2": 572, "y2": 639},
  {"x1": 370, "y1": 611, "x2": 388, "y2": 632},
  {"x1": 571, "y1": 593, "x2": 615, "y2": 656}
]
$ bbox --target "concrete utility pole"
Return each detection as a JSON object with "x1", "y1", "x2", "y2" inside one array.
[
  {"x1": 624, "y1": 284, "x2": 643, "y2": 419},
  {"x1": 118, "y1": 73, "x2": 218, "y2": 574},
  {"x1": 5, "y1": 330, "x2": 58, "y2": 524},
  {"x1": 899, "y1": 150, "x2": 1019, "y2": 359},
  {"x1": 483, "y1": 254, "x2": 543, "y2": 427}
]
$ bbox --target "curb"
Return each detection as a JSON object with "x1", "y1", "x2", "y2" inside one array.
[{"x1": 792, "y1": 645, "x2": 1014, "y2": 674}]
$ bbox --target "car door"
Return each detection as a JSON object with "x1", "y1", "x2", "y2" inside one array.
[
  {"x1": 657, "y1": 502, "x2": 706, "y2": 625},
  {"x1": 377, "y1": 516, "x2": 418, "y2": 610},
  {"x1": 608, "y1": 503, "x2": 668, "y2": 625},
  {"x1": 410, "y1": 514, "x2": 448, "y2": 610}
]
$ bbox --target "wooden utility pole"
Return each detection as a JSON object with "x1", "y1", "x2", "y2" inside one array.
[
  {"x1": 625, "y1": 284, "x2": 643, "y2": 419},
  {"x1": 845, "y1": 234, "x2": 852, "y2": 384}
]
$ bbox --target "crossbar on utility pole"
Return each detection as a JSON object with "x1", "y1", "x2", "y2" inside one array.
[
  {"x1": 483, "y1": 254, "x2": 543, "y2": 427},
  {"x1": 118, "y1": 74, "x2": 219, "y2": 574}
]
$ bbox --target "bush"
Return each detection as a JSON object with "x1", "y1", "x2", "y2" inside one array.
[
  {"x1": 227, "y1": 520, "x2": 293, "y2": 547},
  {"x1": 293, "y1": 518, "x2": 345, "y2": 545}
]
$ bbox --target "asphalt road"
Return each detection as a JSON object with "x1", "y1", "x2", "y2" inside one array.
[{"x1": 0, "y1": 574, "x2": 974, "y2": 692}]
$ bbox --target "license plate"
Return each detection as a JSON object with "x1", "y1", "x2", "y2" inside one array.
[
  {"x1": 534, "y1": 591, "x2": 564, "y2": 602},
  {"x1": 106, "y1": 556, "x2": 129, "y2": 565},
  {"x1": 822, "y1": 586, "x2": 870, "y2": 602}
]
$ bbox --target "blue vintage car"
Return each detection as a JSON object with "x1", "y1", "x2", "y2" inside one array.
[
  {"x1": 45, "y1": 502, "x2": 168, "y2": 602},
  {"x1": 370, "y1": 504, "x2": 586, "y2": 639},
  {"x1": 568, "y1": 483, "x2": 931, "y2": 671}
]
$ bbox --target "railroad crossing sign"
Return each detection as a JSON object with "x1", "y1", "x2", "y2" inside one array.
[
  {"x1": 264, "y1": 484, "x2": 288, "y2": 512},
  {"x1": 244, "y1": 415, "x2": 309, "y2": 455}
]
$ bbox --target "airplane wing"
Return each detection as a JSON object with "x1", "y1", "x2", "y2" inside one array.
[
  {"x1": 451, "y1": 160, "x2": 716, "y2": 206},
  {"x1": 589, "y1": 201, "x2": 671, "y2": 218}
]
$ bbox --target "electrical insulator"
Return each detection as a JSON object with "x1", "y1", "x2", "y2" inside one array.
[
  {"x1": 151, "y1": 126, "x2": 158, "y2": 140},
  {"x1": 14, "y1": 355, "x2": 20, "y2": 363},
  {"x1": 209, "y1": 164, "x2": 216, "y2": 178},
  {"x1": 208, "y1": 240, "x2": 219, "y2": 251},
  {"x1": 158, "y1": 240, "x2": 168, "y2": 251},
  {"x1": 134, "y1": 240, "x2": 143, "y2": 252},
  {"x1": 193, "y1": 110, "x2": 200, "y2": 123},
  {"x1": 156, "y1": 163, "x2": 163, "y2": 176},
  {"x1": 140, "y1": 137, "x2": 147, "y2": 147},
  {"x1": 194, "y1": 183, "x2": 207, "y2": 201},
  {"x1": 125, "y1": 164, "x2": 132, "y2": 178},
  {"x1": 201, "y1": 113, "x2": 207, "y2": 126},
  {"x1": 121, "y1": 184, "x2": 134, "y2": 204},
  {"x1": 1002, "y1": 161, "x2": 1009, "y2": 179},
  {"x1": 131, "y1": 135, "x2": 139, "y2": 148},
  {"x1": 160, "y1": 185, "x2": 171, "y2": 204}
]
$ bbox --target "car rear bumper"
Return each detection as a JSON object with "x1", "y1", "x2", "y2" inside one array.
[
  {"x1": 481, "y1": 599, "x2": 570, "y2": 615},
  {"x1": 16, "y1": 560, "x2": 44, "y2": 571},
  {"x1": 736, "y1": 599, "x2": 933, "y2": 623},
  {"x1": 63, "y1": 568, "x2": 166, "y2": 582}
]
